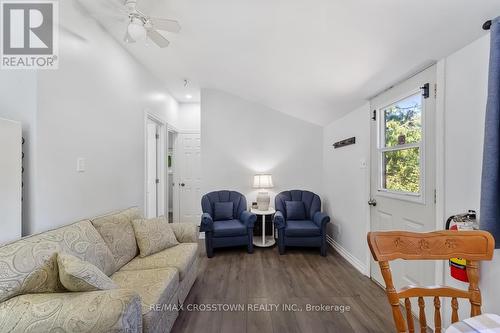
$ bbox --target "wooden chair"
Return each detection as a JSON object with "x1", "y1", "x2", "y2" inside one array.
[{"x1": 367, "y1": 231, "x2": 494, "y2": 333}]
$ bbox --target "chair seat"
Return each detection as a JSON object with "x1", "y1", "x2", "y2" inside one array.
[
  {"x1": 213, "y1": 219, "x2": 247, "y2": 237},
  {"x1": 285, "y1": 220, "x2": 321, "y2": 237}
]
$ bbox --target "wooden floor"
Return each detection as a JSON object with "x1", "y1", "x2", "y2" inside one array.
[{"x1": 171, "y1": 243, "x2": 412, "y2": 333}]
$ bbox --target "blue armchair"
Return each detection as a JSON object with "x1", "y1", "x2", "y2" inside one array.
[
  {"x1": 199, "y1": 190, "x2": 256, "y2": 258},
  {"x1": 273, "y1": 190, "x2": 331, "y2": 256}
]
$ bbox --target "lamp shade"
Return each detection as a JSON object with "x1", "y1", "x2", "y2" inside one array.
[{"x1": 253, "y1": 174, "x2": 273, "y2": 189}]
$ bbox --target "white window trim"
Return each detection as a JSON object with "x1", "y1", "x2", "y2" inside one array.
[{"x1": 376, "y1": 88, "x2": 426, "y2": 204}]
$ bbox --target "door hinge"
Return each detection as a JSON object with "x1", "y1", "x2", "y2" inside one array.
[
  {"x1": 155, "y1": 134, "x2": 160, "y2": 139},
  {"x1": 155, "y1": 179, "x2": 160, "y2": 184},
  {"x1": 434, "y1": 189, "x2": 437, "y2": 204},
  {"x1": 421, "y1": 83, "x2": 430, "y2": 99},
  {"x1": 371, "y1": 110, "x2": 377, "y2": 121},
  {"x1": 434, "y1": 84, "x2": 437, "y2": 99}
]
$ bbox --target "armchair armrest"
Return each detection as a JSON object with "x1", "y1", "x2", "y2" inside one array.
[
  {"x1": 313, "y1": 211, "x2": 330, "y2": 228},
  {"x1": 273, "y1": 210, "x2": 286, "y2": 229},
  {"x1": 200, "y1": 213, "x2": 214, "y2": 232},
  {"x1": 240, "y1": 210, "x2": 257, "y2": 229},
  {"x1": 170, "y1": 223, "x2": 200, "y2": 243},
  {"x1": 0, "y1": 289, "x2": 142, "y2": 333}
]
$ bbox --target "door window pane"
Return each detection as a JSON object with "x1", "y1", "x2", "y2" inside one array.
[
  {"x1": 382, "y1": 148, "x2": 420, "y2": 193},
  {"x1": 383, "y1": 93, "x2": 422, "y2": 147}
]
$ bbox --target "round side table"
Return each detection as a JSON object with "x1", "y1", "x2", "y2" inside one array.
[{"x1": 251, "y1": 207, "x2": 276, "y2": 247}]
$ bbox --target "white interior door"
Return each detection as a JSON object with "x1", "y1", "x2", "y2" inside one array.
[
  {"x1": 369, "y1": 66, "x2": 437, "y2": 292},
  {"x1": 146, "y1": 121, "x2": 159, "y2": 218},
  {"x1": 177, "y1": 133, "x2": 201, "y2": 224}
]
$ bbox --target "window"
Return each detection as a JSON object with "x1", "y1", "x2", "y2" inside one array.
[{"x1": 378, "y1": 92, "x2": 423, "y2": 195}]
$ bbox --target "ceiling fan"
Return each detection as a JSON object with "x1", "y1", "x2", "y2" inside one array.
[{"x1": 121, "y1": 0, "x2": 181, "y2": 48}]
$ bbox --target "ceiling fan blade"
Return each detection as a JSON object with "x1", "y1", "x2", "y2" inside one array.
[
  {"x1": 147, "y1": 29, "x2": 170, "y2": 48},
  {"x1": 149, "y1": 17, "x2": 181, "y2": 33}
]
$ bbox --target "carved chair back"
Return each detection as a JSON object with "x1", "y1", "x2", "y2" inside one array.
[{"x1": 367, "y1": 231, "x2": 494, "y2": 333}]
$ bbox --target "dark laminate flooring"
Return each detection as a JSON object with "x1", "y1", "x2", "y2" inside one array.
[{"x1": 171, "y1": 242, "x2": 424, "y2": 333}]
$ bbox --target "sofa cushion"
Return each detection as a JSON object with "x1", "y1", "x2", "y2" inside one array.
[
  {"x1": 0, "y1": 289, "x2": 142, "y2": 333},
  {"x1": 132, "y1": 217, "x2": 179, "y2": 257},
  {"x1": 213, "y1": 219, "x2": 247, "y2": 237},
  {"x1": 285, "y1": 220, "x2": 321, "y2": 237},
  {"x1": 285, "y1": 201, "x2": 306, "y2": 220},
  {"x1": 57, "y1": 253, "x2": 118, "y2": 292},
  {"x1": 0, "y1": 220, "x2": 116, "y2": 304},
  {"x1": 111, "y1": 268, "x2": 179, "y2": 332},
  {"x1": 119, "y1": 243, "x2": 198, "y2": 280},
  {"x1": 213, "y1": 202, "x2": 234, "y2": 221},
  {"x1": 92, "y1": 207, "x2": 141, "y2": 269},
  {"x1": 170, "y1": 223, "x2": 200, "y2": 243}
]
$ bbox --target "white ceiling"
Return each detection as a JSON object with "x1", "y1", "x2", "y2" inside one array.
[{"x1": 80, "y1": 0, "x2": 500, "y2": 125}]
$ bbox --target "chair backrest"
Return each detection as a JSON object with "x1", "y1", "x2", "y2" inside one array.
[
  {"x1": 201, "y1": 190, "x2": 247, "y2": 220},
  {"x1": 275, "y1": 190, "x2": 321, "y2": 220},
  {"x1": 367, "y1": 230, "x2": 494, "y2": 333}
]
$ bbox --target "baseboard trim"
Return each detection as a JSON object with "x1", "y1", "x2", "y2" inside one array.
[{"x1": 326, "y1": 235, "x2": 368, "y2": 276}]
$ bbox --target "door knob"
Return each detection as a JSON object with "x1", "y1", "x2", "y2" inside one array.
[
  {"x1": 368, "y1": 199, "x2": 377, "y2": 207},
  {"x1": 180, "y1": 183, "x2": 185, "y2": 187}
]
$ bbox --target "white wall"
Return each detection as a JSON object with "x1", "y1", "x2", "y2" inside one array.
[
  {"x1": 440, "y1": 34, "x2": 500, "y2": 319},
  {"x1": 201, "y1": 89, "x2": 323, "y2": 204},
  {"x1": 322, "y1": 103, "x2": 370, "y2": 273},
  {"x1": 178, "y1": 103, "x2": 201, "y2": 131},
  {"x1": 0, "y1": 0, "x2": 186, "y2": 234}
]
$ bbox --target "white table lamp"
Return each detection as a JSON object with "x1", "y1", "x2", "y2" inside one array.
[{"x1": 253, "y1": 174, "x2": 273, "y2": 210}]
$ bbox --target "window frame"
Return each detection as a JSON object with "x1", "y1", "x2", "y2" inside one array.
[{"x1": 376, "y1": 88, "x2": 426, "y2": 204}]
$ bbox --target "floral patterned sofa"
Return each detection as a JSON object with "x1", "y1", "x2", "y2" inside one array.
[{"x1": 0, "y1": 207, "x2": 199, "y2": 333}]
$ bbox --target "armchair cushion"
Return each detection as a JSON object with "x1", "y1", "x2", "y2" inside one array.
[
  {"x1": 285, "y1": 201, "x2": 306, "y2": 220},
  {"x1": 212, "y1": 219, "x2": 247, "y2": 237},
  {"x1": 213, "y1": 202, "x2": 234, "y2": 221},
  {"x1": 284, "y1": 220, "x2": 321, "y2": 237}
]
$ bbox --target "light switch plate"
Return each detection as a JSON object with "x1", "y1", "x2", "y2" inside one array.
[
  {"x1": 77, "y1": 158, "x2": 86, "y2": 172},
  {"x1": 360, "y1": 158, "x2": 367, "y2": 169}
]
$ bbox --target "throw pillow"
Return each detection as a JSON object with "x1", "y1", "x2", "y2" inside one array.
[
  {"x1": 213, "y1": 202, "x2": 234, "y2": 221},
  {"x1": 285, "y1": 201, "x2": 306, "y2": 220},
  {"x1": 132, "y1": 217, "x2": 179, "y2": 257},
  {"x1": 57, "y1": 252, "x2": 118, "y2": 292}
]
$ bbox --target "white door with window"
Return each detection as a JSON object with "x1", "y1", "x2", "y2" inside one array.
[
  {"x1": 369, "y1": 66, "x2": 437, "y2": 294},
  {"x1": 177, "y1": 133, "x2": 202, "y2": 223}
]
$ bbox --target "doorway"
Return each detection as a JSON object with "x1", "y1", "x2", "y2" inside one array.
[
  {"x1": 369, "y1": 65, "x2": 437, "y2": 326},
  {"x1": 167, "y1": 129, "x2": 178, "y2": 223},
  {"x1": 177, "y1": 132, "x2": 202, "y2": 224},
  {"x1": 145, "y1": 114, "x2": 166, "y2": 219},
  {"x1": 369, "y1": 65, "x2": 437, "y2": 285}
]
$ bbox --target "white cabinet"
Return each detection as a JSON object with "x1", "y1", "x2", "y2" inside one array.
[{"x1": 0, "y1": 118, "x2": 22, "y2": 244}]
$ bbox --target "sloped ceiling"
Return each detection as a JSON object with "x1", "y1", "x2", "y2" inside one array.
[{"x1": 75, "y1": 0, "x2": 500, "y2": 125}]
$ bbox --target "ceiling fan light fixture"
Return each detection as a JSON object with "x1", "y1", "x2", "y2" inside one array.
[{"x1": 127, "y1": 17, "x2": 146, "y2": 41}]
